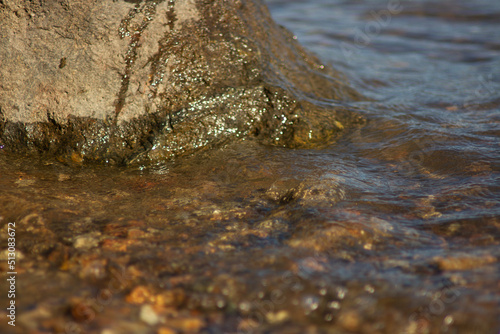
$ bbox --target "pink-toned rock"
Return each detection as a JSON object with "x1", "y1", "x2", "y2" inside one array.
[{"x1": 0, "y1": 0, "x2": 362, "y2": 164}]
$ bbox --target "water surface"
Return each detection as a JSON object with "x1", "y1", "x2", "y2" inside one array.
[{"x1": 1, "y1": 0, "x2": 499, "y2": 333}]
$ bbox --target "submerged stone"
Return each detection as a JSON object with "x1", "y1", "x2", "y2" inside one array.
[{"x1": 0, "y1": 0, "x2": 364, "y2": 164}]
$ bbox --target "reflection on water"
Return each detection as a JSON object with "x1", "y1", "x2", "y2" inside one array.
[{"x1": 1, "y1": 0, "x2": 499, "y2": 333}]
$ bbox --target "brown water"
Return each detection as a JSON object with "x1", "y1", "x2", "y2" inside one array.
[{"x1": 1, "y1": 0, "x2": 499, "y2": 333}]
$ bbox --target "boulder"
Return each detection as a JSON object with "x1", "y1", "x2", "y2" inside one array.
[{"x1": 0, "y1": 0, "x2": 363, "y2": 164}]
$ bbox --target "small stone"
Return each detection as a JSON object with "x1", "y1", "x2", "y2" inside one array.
[
  {"x1": 0, "y1": 249, "x2": 24, "y2": 260},
  {"x1": 266, "y1": 310, "x2": 290, "y2": 324},
  {"x1": 79, "y1": 258, "x2": 107, "y2": 280},
  {"x1": 126, "y1": 286, "x2": 155, "y2": 305},
  {"x1": 74, "y1": 234, "x2": 100, "y2": 250},
  {"x1": 156, "y1": 289, "x2": 186, "y2": 308},
  {"x1": 15, "y1": 178, "x2": 36, "y2": 187},
  {"x1": 71, "y1": 151, "x2": 83, "y2": 164},
  {"x1": 58, "y1": 173, "x2": 71, "y2": 181},
  {"x1": 140, "y1": 305, "x2": 160, "y2": 326},
  {"x1": 101, "y1": 238, "x2": 138, "y2": 252},
  {"x1": 128, "y1": 228, "x2": 146, "y2": 239},
  {"x1": 70, "y1": 300, "x2": 95, "y2": 323}
]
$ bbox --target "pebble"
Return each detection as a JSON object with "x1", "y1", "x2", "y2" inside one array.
[
  {"x1": 140, "y1": 305, "x2": 160, "y2": 326},
  {"x1": 58, "y1": 173, "x2": 71, "y2": 181},
  {"x1": 126, "y1": 285, "x2": 155, "y2": 305},
  {"x1": 266, "y1": 310, "x2": 290, "y2": 324},
  {"x1": 128, "y1": 228, "x2": 146, "y2": 239},
  {"x1": 74, "y1": 233, "x2": 100, "y2": 250}
]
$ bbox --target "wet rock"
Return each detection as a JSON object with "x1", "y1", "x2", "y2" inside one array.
[
  {"x1": 126, "y1": 285, "x2": 156, "y2": 305},
  {"x1": 0, "y1": 0, "x2": 363, "y2": 164},
  {"x1": 288, "y1": 214, "x2": 395, "y2": 254},
  {"x1": 266, "y1": 175, "x2": 346, "y2": 206}
]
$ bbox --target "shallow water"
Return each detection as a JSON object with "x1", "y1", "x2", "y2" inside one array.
[{"x1": 1, "y1": 0, "x2": 499, "y2": 333}]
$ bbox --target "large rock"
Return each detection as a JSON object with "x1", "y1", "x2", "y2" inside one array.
[{"x1": 0, "y1": 0, "x2": 363, "y2": 164}]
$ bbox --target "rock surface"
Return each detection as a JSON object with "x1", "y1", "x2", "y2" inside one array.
[{"x1": 0, "y1": 0, "x2": 363, "y2": 164}]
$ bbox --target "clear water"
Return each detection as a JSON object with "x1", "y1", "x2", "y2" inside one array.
[{"x1": 1, "y1": 0, "x2": 499, "y2": 333}]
